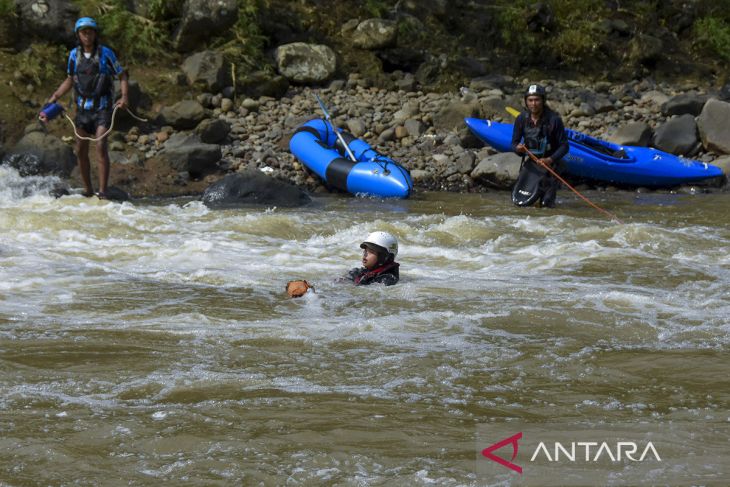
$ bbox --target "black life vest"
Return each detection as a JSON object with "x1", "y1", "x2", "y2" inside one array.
[
  {"x1": 523, "y1": 116, "x2": 551, "y2": 157},
  {"x1": 72, "y1": 47, "x2": 113, "y2": 110},
  {"x1": 354, "y1": 261, "x2": 399, "y2": 285}
]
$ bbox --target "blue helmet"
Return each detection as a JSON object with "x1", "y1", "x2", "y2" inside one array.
[{"x1": 74, "y1": 17, "x2": 98, "y2": 33}]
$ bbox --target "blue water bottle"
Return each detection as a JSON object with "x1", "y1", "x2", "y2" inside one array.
[{"x1": 40, "y1": 102, "x2": 64, "y2": 121}]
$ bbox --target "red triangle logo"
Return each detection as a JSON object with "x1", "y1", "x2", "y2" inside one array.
[{"x1": 481, "y1": 432, "x2": 523, "y2": 474}]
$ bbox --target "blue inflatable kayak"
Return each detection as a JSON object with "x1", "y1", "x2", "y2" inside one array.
[
  {"x1": 290, "y1": 119, "x2": 413, "y2": 198},
  {"x1": 465, "y1": 118, "x2": 724, "y2": 187}
]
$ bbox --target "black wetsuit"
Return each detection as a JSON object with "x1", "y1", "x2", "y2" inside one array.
[
  {"x1": 511, "y1": 107, "x2": 569, "y2": 207},
  {"x1": 347, "y1": 261, "x2": 400, "y2": 286}
]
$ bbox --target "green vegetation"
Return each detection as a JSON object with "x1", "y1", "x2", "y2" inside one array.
[
  {"x1": 693, "y1": 17, "x2": 730, "y2": 62},
  {"x1": 0, "y1": 0, "x2": 15, "y2": 17},
  {"x1": 363, "y1": 0, "x2": 391, "y2": 18},
  {"x1": 493, "y1": 0, "x2": 608, "y2": 66},
  {"x1": 212, "y1": 0, "x2": 268, "y2": 71},
  {"x1": 74, "y1": 0, "x2": 171, "y2": 61},
  {"x1": 71, "y1": 0, "x2": 267, "y2": 67},
  {"x1": 10, "y1": 43, "x2": 67, "y2": 85}
]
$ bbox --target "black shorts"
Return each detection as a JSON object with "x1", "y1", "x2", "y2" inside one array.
[{"x1": 75, "y1": 109, "x2": 112, "y2": 135}]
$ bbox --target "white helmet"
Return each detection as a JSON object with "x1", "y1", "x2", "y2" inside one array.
[{"x1": 360, "y1": 231, "x2": 398, "y2": 260}]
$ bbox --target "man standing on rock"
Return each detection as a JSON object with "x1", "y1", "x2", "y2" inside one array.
[
  {"x1": 511, "y1": 84, "x2": 568, "y2": 208},
  {"x1": 43, "y1": 17, "x2": 129, "y2": 199}
]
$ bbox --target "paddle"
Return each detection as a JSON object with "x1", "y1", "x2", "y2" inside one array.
[
  {"x1": 506, "y1": 107, "x2": 622, "y2": 223},
  {"x1": 315, "y1": 94, "x2": 357, "y2": 162},
  {"x1": 522, "y1": 146, "x2": 623, "y2": 223}
]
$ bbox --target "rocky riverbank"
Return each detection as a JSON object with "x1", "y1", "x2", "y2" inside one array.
[{"x1": 3, "y1": 73, "x2": 730, "y2": 201}]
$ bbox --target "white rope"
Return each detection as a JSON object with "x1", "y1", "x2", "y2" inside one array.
[{"x1": 62, "y1": 105, "x2": 148, "y2": 142}]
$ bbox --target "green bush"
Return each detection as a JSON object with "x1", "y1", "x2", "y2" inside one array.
[
  {"x1": 0, "y1": 0, "x2": 15, "y2": 17},
  {"x1": 693, "y1": 16, "x2": 730, "y2": 61},
  {"x1": 212, "y1": 0, "x2": 268, "y2": 71},
  {"x1": 73, "y1": 0, "x2": 171, "y2": 62},
  {"x1": 10, "y1": 43, "x2": 67, "y2": 85},
  {"x1": 492, "y1": 0, "x2": 608, "y2": 66}
]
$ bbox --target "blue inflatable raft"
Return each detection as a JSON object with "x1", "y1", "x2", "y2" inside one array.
[
  {"x1": 290, "y1": 118, "x2": 413, "y2": 198},
  {"x1": 465, "y1": 118, "x2": 724, "y2": 187}
]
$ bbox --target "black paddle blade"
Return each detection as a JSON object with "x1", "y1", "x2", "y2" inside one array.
[{"x1": 512, "y1": 160, "x2": 547, "y2": 207}]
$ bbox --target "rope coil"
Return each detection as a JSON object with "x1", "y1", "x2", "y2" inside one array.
[{"x1": 63, "y1": 105, "x2": 148, "y2": 142}]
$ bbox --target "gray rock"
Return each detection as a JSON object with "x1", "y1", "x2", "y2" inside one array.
[
  {"x1": 8, "y1": 130, "x2": 75, "y2": 177},
  {"x1": 202, "y1": 170, "x2": 311, "y2": 208},
  {"x1": 609, "y1": 122, "x2": 652, "y2": 147},
  {"x1": 159, "y1": 133, "x2": 221, "y2": 175},
  {"x1": 640, "y1": 90, "x2": 670, "y2": 106},
  {"x1": 240, "y1": 98, "x2": 260, "y2": 111},
  {"x1": 274, "y1": 42, "x2": 337, "y2": 84},
  {"x1": 395, "y1": 74, "x2": 416, "y2": 92},
  {"x1": 237, "y1": 71, "x2": 289, "y2": 99},
  {"x1": 195, "y1": 118, "x2": 231, "y2": 144},
  {"x1": 173, "y1": 0, "x2": 238, "y2": 51},
  {"x1": 104, "y1": 187, "x2": 130, "y2": 201},
  {"x1": 17, "y1": 0, "x2": 79, "y2": 44},
  {"x1": 220, "y1": 98, "x2": 234, "y2": 112},
  {"x1": 709, "y1": 156, "x2": 730, "y2": 178},
  {"x1": 346, "y1": 118, "x2": 367, "y2": 137},
  {"x1": 409, "y1": 169, "x2": 430, "y2": 183},
  {"x1": 480, "y1": 96, "x2": 512, "y2": 119},
  {"x1": 392, "y1": 101, "x2": 420, "y2": 123},
  {"x1": 697, "y1": 98, "x2": 730, "y2": 154},
  {"x1": 329, "y1": 79, "x2": 346, "y2": 92},
  {"x1": 652, "y1": 114, "x2": 698, "y2": 155},
  {"x1": 182, "y1": 50, "x2": 227, "y2": 92},
  {"x1": 593, "y1": 96, "x2": 616, "y2": 113},
  {"x1": 197, "y1": 93, "x2": 213, "y2": 108},
  {"x1": 404, "y1": 119, "x2": 425, "y2": 137},
  {"x1": 158, "y1": 100, "x2": 206, "y2": 130},
  {"x1": 433, "y1": 100, "x2": 480, "y2": 132},
  {"x1": 378, "y1": 128, "x2": 396, "y2": 143},
  {"x1": 661, "y1": 94, "x2": 707, "y2": 117},
  {"x1": 351, "y1": 19, "x2": 397, "y2": 50},
  {"x1": 453, "y1": 152, "x2": 475, "y2": 174},
  {"x1": 629, "y1": 33, "x2": 663, "y2": 65},
  {"x1": 470, "y1": 152, "x2": 522, "y2": 188}
]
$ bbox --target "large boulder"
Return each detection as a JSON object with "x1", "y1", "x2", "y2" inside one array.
[
  {"x1": 159, "y1": 133, "x2": 221, "y2": 176},
  {"x1": 710, "y1": 156, "x2": 730, "y2": 178},
  {"x1": 6, "y1": 125, "x2": 75, "y2": 176},
  {"x1": 195, "y1": 118, "x2": 231, "y2": 144},
  {"x1": 470, "y1": 152, "x2": 522, "y2": 188},
  {"x1": 237, "y1": 70, "x2": 290, "y2": 99},
  {"x1": 158, "y1": 100, "x2": 207, "y2": 130},
  {"x1": 652, "y1": 114, "x2": 698, "y2": 156},
  {"x1": 113, "y1": 78, "x2": 148, "y2": 110},
  {"x1": 697, "y1": 98, "x2": 730, "y2": 154},
  {"x1": 17, "y1": 0, "x2": 78, "y2": 44},
  {"x1": 351, "y1": 19, "x2": 397, "y2": 50},
  {"x1": 479, "y1": 96, "x2": 512, "y2": 119},
  {"x1": 202, "y1": 171, "x2": 311, "y2": 208},
  {"x1": 433, "y1": 100, "x2": 480, "y2": 132},
  {"x1": 173, "y1": 0, "x2": 238, "y2": 52},
  {"x1": 661, "y1": 93, "x2": 707, "y2": 117},
  {"x1": 274, "y1": 43, "x2": 337, "y2": 84},
  {"x1": 182, "y1": 50, "x2": 227, "y2": 92},
  {"x1": 628, "y1": 33, "x2": 663, "y2": 65},
  {"x1": 609, "y1": 121, "x2": 652, "y2": 147}
]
